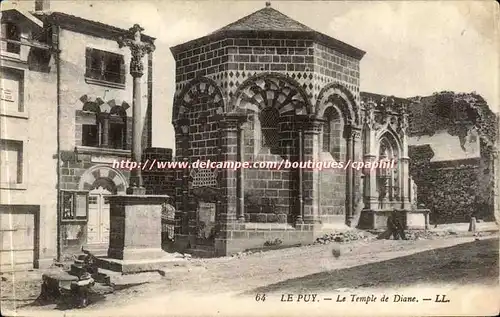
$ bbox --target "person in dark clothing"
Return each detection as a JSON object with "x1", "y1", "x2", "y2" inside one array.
[{"x1": 387, "y1": 209, "x2": 407, "y2": 240}]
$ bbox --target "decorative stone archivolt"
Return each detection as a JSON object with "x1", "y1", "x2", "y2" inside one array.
[
  {"x1": 79, "y1": 94, "x2": 130, "y2": 116},
  {"x1": 361, "y1": 94, "x2": 409, "y2": 135},
  {"x1": 376, "y1": 128, "x2": 402, "y2": 153},
  {"x1": 173, "y1": 77, "x2": 225, "y2": 122},
  {"x1": 78, "y1": 165, "x2": 128, "y2": 194},
  {"x1": 230, "y1": 73, "x2": 312, "y2": 115},
  {"x1": 316, "y1": 82, "x2": 360, "y2": 125}
]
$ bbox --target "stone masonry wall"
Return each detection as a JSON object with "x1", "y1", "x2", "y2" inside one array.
[
  {"x1": 142, "y1": 147, "x2": 174, "y2": 196},
  {"x1": 409, "y1": 145, "x2": 495, "y2": 224},
  {"x1": 242, "y1": 115, "x2": 299, "y2": 224},
  {"x1": 173, "y1": 35, "x2": 360, "y2": 108},
  {"x1": 171, "y1": 34, "x2": 362, "y2": 254}
]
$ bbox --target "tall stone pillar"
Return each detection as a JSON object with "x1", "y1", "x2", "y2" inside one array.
[
  {"x1": 98, "y1": 25, "x2": 182, "y2": 273},
  {"x1": 346, "y1": 124, "x2": 362, "y2": 226},
  {"x1": 117, "y1": 24, "x2": 155, "y2": 194},
  {"x1": 219, "y1": 114, "x2": 246, "y2": 223},
  {"x1": 362, "y1": 107, "x2": 379, "y2": 211},
  {"x1": 301, "y1": 117, "x2": 323, "y2": 224},
  {"x1": 237, "y1": 123, "x2": 245, "y2": 222},
  {"x1": 176, "y1": 119, "x2": 191, "y2": 235},
  {"x1": 296, "y1": 124, "x2": 304, "y2": 224},
  {"x1": 399, "y1": 112, "x2": 411, "y2": 208}
]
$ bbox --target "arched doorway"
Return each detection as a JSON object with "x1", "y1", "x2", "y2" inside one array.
[
  {"x1": 77, "y1": 165, "x2": 127, "y2": 253},
  {"x1": 87, "y1": 185, "x2": 112, "y2": 245},
  {"x1": 87, "y1": 178, "x2": 117, "y2": 248}
]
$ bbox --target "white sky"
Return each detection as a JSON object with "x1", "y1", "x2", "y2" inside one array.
[{"x1": 5, "y1": 0, "x2": 499, "y2": 149}]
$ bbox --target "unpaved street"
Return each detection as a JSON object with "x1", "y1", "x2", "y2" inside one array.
[{"x1": 3, "y1": 234, "x2": 498, "y2": 317}]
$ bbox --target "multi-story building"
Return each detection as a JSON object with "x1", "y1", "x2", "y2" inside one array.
[{"x1": 0, "y1": 0, "x2": 159, "y2": 271}]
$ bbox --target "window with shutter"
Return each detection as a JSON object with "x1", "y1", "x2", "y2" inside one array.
[
  {"x1": 1, "y1": 22, "x2": 21, "y2": 54},
  {"x1": 0, "y1": 139, "x2": 23, "y2": 184},
  {"x1": 60, "y1": 191, "x2": 88, "y2": 222},
  {"x1": 84, "y1": 47, "x2": 126, "y2": 88}
]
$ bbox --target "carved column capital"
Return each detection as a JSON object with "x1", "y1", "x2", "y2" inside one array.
[
  {"x1": 346, "y1": 125, "x2": 362, "y2": 140},
  {"x1": 117, "y1": 24, "x2": 156, "y2": 78},
  {"x1": 220, "y1": 113, "x2": 247, "y2": 131},
  {"x1": 297, "y1": 115, "x2": 324, "y2": 134}
]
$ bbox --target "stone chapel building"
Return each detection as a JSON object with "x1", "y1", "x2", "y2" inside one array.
[{"x1": 168, "y1": 4, "x2": 424, "y2": 256}]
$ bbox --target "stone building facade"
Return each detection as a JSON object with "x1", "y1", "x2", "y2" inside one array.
[
  {"x1": 0, "y1": 1, "x2": 160, "y2": 271},
  {"x1": 169, "y1": 5, "x2": 420, "y2": 256}
]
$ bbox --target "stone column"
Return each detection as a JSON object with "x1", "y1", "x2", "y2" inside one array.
[
  {"x1": 101, "y1": 115, "x2": 110, "y2": 147},
  {"x1": 346, "y1": 125, "x2": 362, "y2": 226},
  {"x1": 399, "y1": 112, "x2": 411, "y2": 208},
  {"x1": 99, "y1": 25, "x2": 180, "y2": 273},
  {"x1": 237, "y1": 123, "x2": 245, "y2": 222},
  {"x1": 302, "y1": 117, "x2": 323, "y2": 224},
  {"x1": 363, "y1": 123, "x2": 379, "y2": 210},
  {"x1": 177, "y1": 120, "x2": 190, "y2": 235},
  {"x1": 117, "y1": 24, "x2": 155, "y2": 194},
  {"x1": 296, "y1": 125, "x2": 304, "y2": 224},
  {"x1": 219, "y1": 114, "x2": 246, "y2": 224}
]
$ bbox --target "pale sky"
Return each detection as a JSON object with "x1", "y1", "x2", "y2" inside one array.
[{"x1": 5, "y1": 0, "x2": 500, "y2": 150}]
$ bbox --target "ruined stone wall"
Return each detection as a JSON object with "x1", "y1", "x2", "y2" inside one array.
[
  {"x1": 409, "y1": 145, "x2": 495, "y2": 224},
  {"x1": 408, "y1": 92, "x2": 498, "y2": 224}
]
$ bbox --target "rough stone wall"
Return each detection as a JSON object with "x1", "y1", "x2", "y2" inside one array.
[
  {"x1": 409, "y1": 145, "x2": 495, "y2": 224},
  {"x1": 408, "y1": 92, "x2": 498, "y2": 224}
]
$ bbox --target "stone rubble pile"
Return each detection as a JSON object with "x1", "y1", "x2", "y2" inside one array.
[
  {"x1": 404, "y1": 230, "x2": 456, "y2": 240},
  {"x1": 314, "y1": 230, "x2": 375, "y2": 245}
]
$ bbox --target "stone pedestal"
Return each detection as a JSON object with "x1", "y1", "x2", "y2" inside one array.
[
  {"x1": 97, "y1": 195, "x2": 186, "y2": 273},
  {"x1": 358, "y1": 208, "x2": 430, "y2": 230},
  {"x1": 406, "y1": 209, "x2": 430, "y2": 230}
]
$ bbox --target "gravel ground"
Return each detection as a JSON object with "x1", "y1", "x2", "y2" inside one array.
[{"x1": 2, "y1": 231, "x2": 497, "y2": 316}]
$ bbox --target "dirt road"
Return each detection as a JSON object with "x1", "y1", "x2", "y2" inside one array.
[{"x1": 4, "y1": 234, "x2": 497, "y2": 317}]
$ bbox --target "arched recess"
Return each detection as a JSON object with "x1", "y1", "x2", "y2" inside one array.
[
  {"x1": 172, "y1": 77, "x2": 225, "y2": 236},
  {"x1": 172, "y1": 76, "x2": 225, "y2": 123},
  {"x1": 78, "y1": 165, "x2": 128, "y2": 194},
  {"x1": 229, "y1": 73, "x2": 313, "y2": 224},
  {"x1": 315, "y1": 82, "x2": 359, "y2": 125},
  {"x1": 79, "y1": 96, "x2": 129, "y2": 149},
  {"x1": 316, "y1": 83, "x2": 358, "y2": 223},
  {"x1": 376, "y1": 131, "x2": 402, "y2": 209},
  {"x1": 229, "y1": 72, "x2": 312, "y2": 115},
  {"x1": 78, "y1": 165, "x2": 127, "y2": 247},
  {"x1": 321, "y1": 105, "x2": 346, "y2": 161},
  {"x1": 230, "y1": 73, "x2": 312, "y2": 157}
]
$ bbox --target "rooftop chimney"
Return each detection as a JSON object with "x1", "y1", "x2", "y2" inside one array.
[{"x1": 34, "y1": 0, "x2": 50, "y2": 11}]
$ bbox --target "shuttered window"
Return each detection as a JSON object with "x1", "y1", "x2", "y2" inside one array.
[
  {"x1": 85, "y1": 47, "x2": 125, "y2": 86},
  {"x1": 1, "y1": 22, "x2": 21, "y2": 54},
  {"x1": 0, "y1": 139, "x2": 23, "y2": 184},
  {"x1": 61, "y1": 191, "x2": 88, "y2": 222}
]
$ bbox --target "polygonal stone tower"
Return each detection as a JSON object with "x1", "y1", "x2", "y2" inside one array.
[{"x1": 169, "y1": 3, "x2": 413, "y2": 257}]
